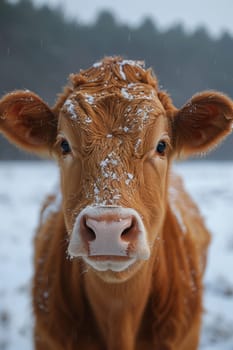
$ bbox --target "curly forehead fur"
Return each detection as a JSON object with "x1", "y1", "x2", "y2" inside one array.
[
  {"x1": 53, "y1": 56, "x2": 174, "y2": 115},
  {"x1": 53, "y1": 57, "x2": 175, "y2": 161}
]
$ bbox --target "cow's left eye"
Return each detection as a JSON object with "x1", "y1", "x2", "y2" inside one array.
[
  {"x1": 60, "y1": 139, "x2": 71, "y2": 154},
  {"x1": 156, "y1": 141, "x2": 167, "y2": 155}
]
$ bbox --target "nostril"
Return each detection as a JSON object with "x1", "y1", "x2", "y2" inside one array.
[
  {"x1": 121, "y1": 224, "x2": 133, "y2": 237},
  {"x1": 120, "y1": 218, "x2": 136, "y2": 242},
  {"x1": 85, "y1": 225, "x2": 96, "y2": 241},
  {"x1": 82, "y1": 217, "x2": 96, "y2": 242}
]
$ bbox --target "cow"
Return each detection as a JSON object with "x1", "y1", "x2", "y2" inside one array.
[{"x1": 0, "y1": 57, "x2": 233, "y2": 350}]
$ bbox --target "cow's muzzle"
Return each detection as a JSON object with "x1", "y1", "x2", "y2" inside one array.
[{"x1": 68, "y1": 206, "x2": 150, "y2": 271}]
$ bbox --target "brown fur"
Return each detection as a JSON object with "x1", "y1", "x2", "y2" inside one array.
[{"x1": 0, "y1": 57, "x2": 233, "y2": 350}]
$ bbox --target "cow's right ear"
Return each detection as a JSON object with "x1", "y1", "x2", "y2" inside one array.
[
  {"x1": 172, "y1": 91, "x2": 233, "y2": 158},
  {"x1": 0, "y1": 91, "x2": 57, "y2": 157}
]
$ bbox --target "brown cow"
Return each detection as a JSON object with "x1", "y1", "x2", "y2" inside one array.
[{"x1": 0, "y1": 57, "x2": 233, "y2": 350}]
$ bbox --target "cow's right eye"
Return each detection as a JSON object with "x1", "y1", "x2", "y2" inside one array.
[
  {"x1": 60, "y1": 139, "x2": 71, "y2": 154},
  {"x1": 156, "y1": 140, "x2": 167, "y2": 155}
]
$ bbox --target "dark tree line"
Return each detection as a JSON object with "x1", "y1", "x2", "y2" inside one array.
[{"x1": 0, "y1": 0, "x2": 233, "y2": 159}]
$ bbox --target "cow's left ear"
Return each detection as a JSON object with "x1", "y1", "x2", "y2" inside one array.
[
  {"x1": 172, "y1": 91, "x2": 233, "y2": 157},
  {"x1": 0, "y1": 90, "x2": 57, "y2": 157}
]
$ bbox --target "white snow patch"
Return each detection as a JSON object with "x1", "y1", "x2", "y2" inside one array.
[
  {"x1": 136, "y1": 108, "x2": 144, "y2": 115},
  {"x1": 120, "y1": 60, "x2": 145, "y2": 69},
  {"x1": 125, "y1": 173, "x2": 134, "y2": 185},
  {"x1": 100, "y1": 153, "x2": 119, "y2": 179},
  {"x1": 128, "y1": 83, "x2": 137, "y2": 88},
  {"x1": 85, "y1": 116, "x2": 92, "y2": 124},
  {"x1": 64, "y1": 99, "x2": 77, "y2": 120},
  {"x1": 136, "y1": 106, "x2": 154, "y2": 127},
  {"x1": 123, "y1": 126, "x2": 130, "y2": 133},
  {"x1": 135, "y1": 138, "x2": 142, "y2": 152},
  {"x1": 121, "y1": 84, "x2": 156, "y2": 102},
  {"x1": 119, "y1": 63, "x2": 126, "y2": 80},
  {"x1": 93, "y1": 61, "x2": 102, "y2": 68},
  {"x1": 84, "y1": 94, "x2": 95, "y2": 105},
  {"x1": 121, "y1": 88, "x2": 134, "y2": 100}
]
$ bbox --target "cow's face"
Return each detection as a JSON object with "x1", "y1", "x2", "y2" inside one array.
[
  {"x1": 56, "y1": 63, "x2": 172, "y2": 280},
  {"x1": 1, "y1": 57, "x2": 233, "y2": 282}
]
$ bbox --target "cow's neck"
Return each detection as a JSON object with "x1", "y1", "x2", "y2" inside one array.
[{"x1": 84, "y1": 256, "x2": 156, "y2": 350}]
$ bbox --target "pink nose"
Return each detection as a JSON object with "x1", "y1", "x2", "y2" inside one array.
[
  {"x1": 82, "y1": 215, "x2": 135, "y2": 256},
  {"x1": 68, "y1": 207, "x2": 150, "y2": 260}
]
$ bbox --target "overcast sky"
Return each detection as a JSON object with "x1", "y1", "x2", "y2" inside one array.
[{"x1": 31, "y1": 0, "x2": 233, "y2": 37}]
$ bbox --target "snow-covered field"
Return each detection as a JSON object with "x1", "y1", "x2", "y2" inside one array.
[{"x1": 0, "y1": 161, "x2": 233, "y2": 350}]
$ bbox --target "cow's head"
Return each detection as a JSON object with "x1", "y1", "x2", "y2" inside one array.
[{"x1": 1, "y1": 57, "x2": 233, "y2": 281}]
